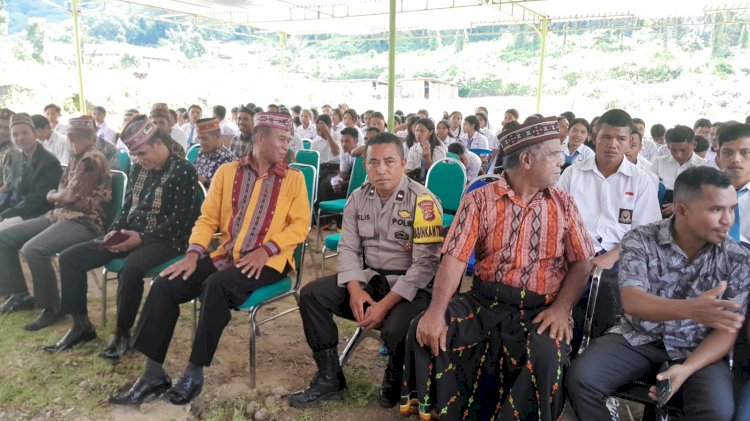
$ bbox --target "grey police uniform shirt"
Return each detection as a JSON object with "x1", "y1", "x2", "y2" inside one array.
[{"x1": 337, "y1": 174, "x2": 443, "y2": 302}]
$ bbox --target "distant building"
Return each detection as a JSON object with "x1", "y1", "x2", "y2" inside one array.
[{"x1": 399, "y1": 78, "x2": 459, "y2": 100}]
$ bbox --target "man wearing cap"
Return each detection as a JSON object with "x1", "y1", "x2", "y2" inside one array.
[
  {"x1": 289, "y1": 132, "x2": 442, "y2": 410},
  {"x1": 193, "y1": 117, "x2": 237, "y2": 187},
  {"x1": 0, "y1": 113, "x2": 62, "y2": 231},
  {"x1": 45, "y1": 115, "x2": 198, "y2": 356},
  {"x1": 109, "y1": 112, "x2": 309, "y2": 406},
  {"x1": 0, "y1": 116, "x2": 111, "y2": 326},
  {"x1": 229, "y1": 107, "x2": 254, "y2": 159},
  {"x1": 401, "y1": 117, "x2": 595, "y2": 420},
  {"x1": 0, "y1": 109, "x2": 22, "y2": 213},
  {"x1": 150, "y1": 103, "x2": 186, "y2": 157}
]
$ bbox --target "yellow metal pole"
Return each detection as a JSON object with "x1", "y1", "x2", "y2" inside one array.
[
  {"x1": 387, "y1": 0, "x2": 396, "y2": 132},
  {"x1": 535, "y1": 17, "x2": 548, "y2": 113},
  {"x1": 71, "y1": 0, "x2": 86, "y2": 113}
]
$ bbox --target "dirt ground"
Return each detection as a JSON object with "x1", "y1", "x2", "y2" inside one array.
[{"x1": 0, "y1": 230, "x2": 644, "y2": 420}]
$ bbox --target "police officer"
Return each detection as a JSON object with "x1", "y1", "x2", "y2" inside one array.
[{"x1": 289, "y1": 132, "x2": 442, "y2": 409}]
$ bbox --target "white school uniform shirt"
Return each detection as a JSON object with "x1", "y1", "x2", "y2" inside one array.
[
  {"x1": 295, "y1": 123, "x2": 316, "y2": 140},
  {"x1": 405, "y1": 143, "x2": 448, "y2": 171},
  {"x1": 737, "y1": 180, "x2": 750, "y2": 244},
  {"x1": 633, "y1": 157, "x2": 659, "y2": 189},
  {"x1": 655, "y1": 143, "x2": 670, "y2": 158},
  {"x1": 557, "y1": 157, "x2": 662, "y2": 252},
  {"x1": 183, "y1": 123, "x2": 197, "y2": 146},
  {"x1": 219, "y1": 119, "x2": 238, "y2": 136},
  {"x1": 640, "y1": 138, "x2": 659, "y2": 162},
  {"x1": 479, "y1": 128, "x2": 497, "y2": 149},
  {"x1": 96, "y1": 122, "x2": 116, "y2": 145},
  {"x1": 464, "y1": 150, "x2": 482, "y2": 180},
  {"x1": 650, "y1": 152, "x2": 706, "y2": 189},
  {"x1": 560, "y1": 141, "x2": 595, "y2": 165},
  {"x1": 439, "y1": 135, "x2": 457, "y2": 147},
  {"x1": 170, "y1": 126, "x2": 188, "y2": 151},
  {"x1": 39, "y1": 130, "x2": 70, "y2": 165},
  {"x1": 459, "y1": 131, "x2": 489, "y2": 149},
  {"x1": 706, "y1": 156, "x2": 720, "y2": 169},
  {"x1": 311, "y1": 134, "x2": 341, "y2": 164},
  {"x1": 450, "y1": 126, "x2": 462, "y2": 139}
]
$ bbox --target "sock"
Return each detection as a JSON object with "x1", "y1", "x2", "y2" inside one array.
[
  {"x1": 183, "y1": 362, "x2": 204, "y2": 383},
  {"x1": 142, "y1": 357, "x2": 166, "y2": 382}
]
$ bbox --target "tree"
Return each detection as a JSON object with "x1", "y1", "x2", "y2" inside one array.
[
  {"x1": 120, "y1": 53, "x2": 139, "y2": 69},
  {"x1": 26, "y1": 17, "x2": 45, "y2": 63},
  {"x1": 454, "y1": 29, "x2": 466, "y2": 53}
]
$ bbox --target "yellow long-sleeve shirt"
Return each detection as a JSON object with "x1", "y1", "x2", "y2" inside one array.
[{"x1": 187, "y1": 161, "x2": 310, "y2": 273}]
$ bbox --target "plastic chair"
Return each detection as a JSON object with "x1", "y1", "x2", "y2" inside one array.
[
  {"x1": 287, "y1": 148, "x2": 294, "y2": 164},
  {"x1": 186, "y1": 144, "x2": 201, "y2": 163},
  {"x1": 658, "y1": 182, "x2": 666, "y2": 205},
  {"x1": 289, "y1": 163, "x2": 317, "y2": 221},
  {"x1": 321, "y1": 233, "x2": 340, "y2": 271},
  {"x1": 294, "y1": 150, "x2": 320, "y2": 201},
  {"x1": 425, "y1": 158, "x2": 467, "y2": 228},
  {"x1": 316, "y1": 156, "x2": 366, "y2": 246},
  {"x1": 468, "y1": 148, "x2": 492, "y2": 157},
  {"x1": 117, "y1": 150, "x2": 131, "y2": 175},
  {"x1": 446, "y1": 152, "x2": 460, "y2": 161},
  {"x1": 98, "y1": 182, "x2": 206, "y2": 328},
  {"x1": 301, "y1": 138, "x2": 312, "y2": 150}
]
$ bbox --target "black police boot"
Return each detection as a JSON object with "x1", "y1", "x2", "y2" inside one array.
[
  {"x1": 288, "y1": 348, "x2": 346, "y2": 408},
  {"x1": 378, "y1": 353, "x2": 403, "y2": 408}
]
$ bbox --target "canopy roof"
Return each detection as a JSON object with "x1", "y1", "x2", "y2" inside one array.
[{"x1": 91, "y1": 0, "x2": 746, "y2": 35}]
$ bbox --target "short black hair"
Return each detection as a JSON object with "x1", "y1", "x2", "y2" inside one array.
[
  {"x1": 694, "y1": 136, "x2": 709, "y2": 153},
  {"x1": 366, "y1": 132, "x2": 404, "y2": 159},
  {"x1": 561, "y1": 111, "x2": 575, "y2": 125},
  {"x1": 316, "y1": 114, "x2": 332, "y2": 127},
  {"x1": 31, "y1": 114, "x2": 50, "y2": 130},
  {"x1": 464, "y1": 115, "x2": 480, "y2": 131},
  {"x1": 694, "y1": 118, "x2": 712, "y2": 130},
  {"x1": 505, "y1": 108, "x2": 519, "y2": 119},
  {"x1": 44, "y1": 104, "x2": 61, "y2": 114},
  {"x1": 674, "y1": 166, "x2": 732, "y2": 204},
  {"x1": 370, "y1": 111, "x2": 385, "y2": 121},
  {"x1": 598, "y1": 109, "x2": 633, "y2": 129},
  {"x1": 365, "y1": 127, "x2": 380, "y2": 135},
  {"x1": 569, "y1": 118, "x2": 590, "y2": 133},
  {"x1": 93, "y1": 106, "x2": 107, "y2": 114},
  {"x1": 632, "y1": 118, "x2": 645, "y2": 127},
  {"x1": 718, "y1": 123, "x2": 750, "y2": 147},
  {"x1": 238, "y1": 107, "x2": 254, "y2": 117},
  {"x1": 230, "y1": 106, "x2": 239, "y2": 113},
  {"x1": 666, "y1": 125, "x2": 695, "y2": 143},
  {"x1": 340, "y1": 127, "x2": 359, "y2": 139},
  {"x1": 291, "y1": 105, "x2": 302, "y2": 113},
  {"x1": 345, "y1": 109, "x2": 358, "y2": 121},
  {"x1": 188, "y1": 104, "x2": 202, "y2": 113},
  {"x1": 176, "y1": 107, "x2": 187, "y2": 113},
  {"x1": 447, "y1": 142, "x2": 465, "y2": 155},
  {"x1": 417, "y1": 109, "x2": 429, "y2": 117},
  {"x1": 651, "y1": 123, "x2": 666, "y2": 138},
  {"x1": 213, "y1": 105, "x2": 227, "y2": 119}
]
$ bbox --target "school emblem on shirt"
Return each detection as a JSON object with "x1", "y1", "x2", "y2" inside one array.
[
  {"x1": 618, "y1": 208, "x2": 633, "y2": 224},
  {"x1": 398, "y1": 210, "x2": 412, "y2": 218}
]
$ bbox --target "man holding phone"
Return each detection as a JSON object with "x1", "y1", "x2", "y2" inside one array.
[
  {"x1": 45, "y1": 116, "x2": 198, "y2": 357},
  {"x1": 567, "y1": 166, "x2": 750, "y2": 420}
]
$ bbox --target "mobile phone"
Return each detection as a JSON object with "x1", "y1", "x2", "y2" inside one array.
[
  {"x1": 655, "y1": 361, "x2": 672, "y2": 408},
  {"x1": 103, "y1": 232, "x2": 129, "y2": 247}
]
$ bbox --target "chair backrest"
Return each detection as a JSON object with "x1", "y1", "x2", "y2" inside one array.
[
  {"x1": 301, "y1": 138, "x2": 312, "y2": 150},
  {"x1": 583, "y1": 268, "x2": 622, "y2": 351},
  {"x1": 106, "y1": 170, "x2": 128, "y2": 228},
  {"x1": 469, "y1": 148, "x2": 492, "y2": 157},
  {"x1": 446, "y1": 152, "x2": 460, "y2": 161},
  {"x1": 464, "y1": 174, "x2": 500, "y2": 195},
  {"x1": 117, "y1": 150, "x2": 131, "y2": 174},
  {"x1": 295, "y1": 149, "x2": 320, "y2": 176},
  {"x1": 346, "y1": 156, "x2": 367, "y2": 198},
  {"x1": 194, "y1": 182, "x2": 207, "y2": 221},
  {"x1": 290, "y1": 163, "x2": 318, "y2": 217},
  {"x1": 425, "y1": 157, "x2": 467, "y2": 213},
  {"x1": 287, "y1": 148, "x2": 294, "y2": 164},
  {"x1": 658, "y1": 182, "x2": 666, "y2": 205},
  {"x1": 186, "y1": 144, "x2": 201, "y2": 163}
]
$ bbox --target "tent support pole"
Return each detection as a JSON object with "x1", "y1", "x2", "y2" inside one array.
[{"x1": 387, "y1": 0, "x2": 396, "y2": 131}]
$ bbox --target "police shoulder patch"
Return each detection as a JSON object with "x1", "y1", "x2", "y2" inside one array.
[{"x1": 413, "y1": 194, "x2": 443, "y2": 244}]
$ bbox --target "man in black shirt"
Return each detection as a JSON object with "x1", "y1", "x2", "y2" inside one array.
[{"x1": 45, "y1": 116, "x2": 198, "y2": 357}]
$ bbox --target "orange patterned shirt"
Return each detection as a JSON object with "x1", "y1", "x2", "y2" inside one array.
[{"x1": 442, "y1": 173, "x2": 594, "y2": 295}]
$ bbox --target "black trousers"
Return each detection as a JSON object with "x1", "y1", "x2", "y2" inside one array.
[
  {"x1": 132, "y1": 256, "x2": 287, "y2": 366},
  {"x1": 59, "y1": 238, "x2": 180, "y2": 335},
  {"x1": 299, "y1": 274, "x2": 431, "y2": 373},
  {"x1": 567, "y1": 333, "x2": 734, "y2": 421}
]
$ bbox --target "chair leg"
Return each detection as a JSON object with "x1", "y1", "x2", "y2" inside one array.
[
  {"x1": 339, "y1": 326, "x2": 365, "y2": 367},
  {"x1": 248, "y1": 309, "x2": 258, "y2": 389},
  {"x1": 316, "y1": 209, "x2": 322, "y2": 249},
  {"x1": 100, "y1": 268, "x2": 108, "y2": 328},
  {"x1": 321, "y1": 246, "x2": 327, "y2": 271}
]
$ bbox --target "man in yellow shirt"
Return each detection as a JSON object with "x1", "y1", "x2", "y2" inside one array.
[{"x1": 109, "y1": 112, "x2": 310, "y2": 406}]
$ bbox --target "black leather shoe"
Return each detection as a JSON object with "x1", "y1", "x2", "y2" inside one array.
[
  {"x1": 43, "y1": 327, "x2": 97, "y2": 353},
  {"x1": 24, "y1": 309, "x2": 65, "y2": 331},
  {"x1": 0, "y1": 294, "x2": 35, "y2": 315},
  {"x1": 98, "y1": 335, "x2": 131, "y2": 360},
  {"x1": 377, "y1": 355, "x2": 402, "y2": 408},
  {"x1": 163, "y1": 375, "x2": 203, "y2": 405},
  {"x1": 108, "y1": 376, "x2": 172, "y2": 406}
]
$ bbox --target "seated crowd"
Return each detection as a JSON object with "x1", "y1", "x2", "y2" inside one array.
[{"x1": 0, "y1": 100, "x2": 748, "y2": 421}]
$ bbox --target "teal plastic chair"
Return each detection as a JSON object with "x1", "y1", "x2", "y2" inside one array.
[
  {"x1": 289, "y1": 163, "x2": 317, "y2": 218},
  {"x1": 287, "y1": 148, "x2": 294, "y2": 164},
  {"x1": 301, "y1": 138, "x2": 312, "y2": 150},
  {"x1": 321, "y1": 233, "x2": 340, "y2": 271},
  {"x1": 117, "y1": 150, "x2": 131, "y2": 174},
  {"x1": 186, "y1": 144, "x2": 201, "y2": 163},
  {"x1": 446, "y1": 152, "x2": 460, "y2": 161},
  {"x1": 425, "y1": 158, "x2": 467, "y2": 228},
  {"x1": 316, "y1": 155, "x2": 366, "y2": 246},
  {"x1": 294, "y1": 150, "x2": 320, "y2": 194},
  {"x1": 99, "y1": 182, "x2": 206, "y2": 328}
]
